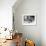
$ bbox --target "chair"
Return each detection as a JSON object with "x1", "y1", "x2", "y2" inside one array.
[{"x1": 25, "y1": 40, "x2": 35, "y2": 46}]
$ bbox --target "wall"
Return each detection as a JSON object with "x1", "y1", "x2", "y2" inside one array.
[
  {"x1": 41, "y1": 0, "x2": 46, "y2": 46},
  {"x1": 13, "y1": 0, "x2": 41, "y2": 46},
  {"x1": 0, "y1": 0, "x2": 16, "y2": 30}
]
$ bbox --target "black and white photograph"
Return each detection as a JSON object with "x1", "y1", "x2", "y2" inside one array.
[{"x1": 22, "y1": 15, "x2": 36, "y2": 25}]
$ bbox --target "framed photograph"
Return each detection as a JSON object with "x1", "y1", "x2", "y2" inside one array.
[{"x1": 22, "y1": 14, "x2": 36, "y2": 25}]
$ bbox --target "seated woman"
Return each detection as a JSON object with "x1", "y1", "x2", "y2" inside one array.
[{"x1": 15, "y1": 33, "x2": 23, "y2": 46}]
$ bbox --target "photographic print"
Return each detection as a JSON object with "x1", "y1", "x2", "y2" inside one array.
[{"x1": 22, "y1": 14, "x2": 36, "y2": 25}]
